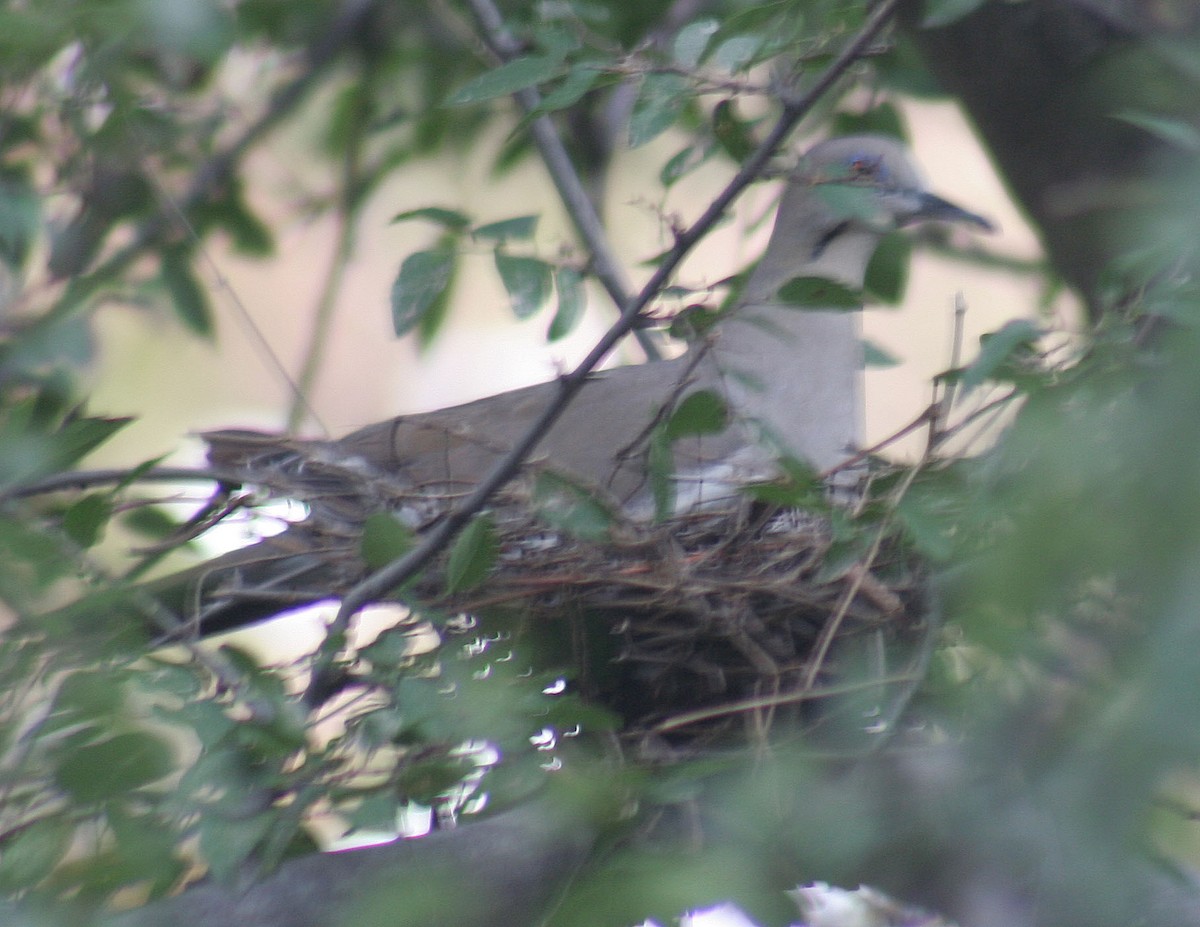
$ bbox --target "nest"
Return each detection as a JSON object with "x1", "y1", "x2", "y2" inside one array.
[
  {"x1": 198, "y1": 441, "x2": 936, "y2": 752},
  {"x1": 425, "y1": 494, "x2": 933, "y2": 750}
]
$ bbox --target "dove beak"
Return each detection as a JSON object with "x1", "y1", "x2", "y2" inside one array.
[{"x1": 903, "y1": 191, "x2": 995, "y2": 232}]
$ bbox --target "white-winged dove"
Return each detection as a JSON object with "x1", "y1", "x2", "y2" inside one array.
[{"x1": 207, "y1": 135, "x2": 991, "y2": 517}]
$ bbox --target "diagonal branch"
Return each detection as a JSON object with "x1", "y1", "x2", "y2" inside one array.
[
  {"x1": 0, "y1": 465, "x2": 257, "y2": 502},
  {"x1": 326, "y1": 0, "x2": 904, "y2": 641}
]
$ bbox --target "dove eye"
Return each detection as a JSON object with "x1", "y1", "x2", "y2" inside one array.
[{"x1": 848, "y1": 156, "x2": 886, "y2": 181}]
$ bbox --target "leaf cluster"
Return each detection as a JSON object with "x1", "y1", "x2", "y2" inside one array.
[{"x1": 8, "y1": 2, "x2": 1200, "y2": 926}]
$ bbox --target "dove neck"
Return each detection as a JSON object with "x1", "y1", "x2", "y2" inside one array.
[{"x1": 700, "y1": 206, "x2": 878, "y2": 477}]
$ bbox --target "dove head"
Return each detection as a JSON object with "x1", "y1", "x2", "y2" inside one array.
[
  {"x1": 749, "y1": 134, "x2": 993, "y2": 296},
  {"x1": 803, "y1": 134, "x2": 994, "y2": 232}
]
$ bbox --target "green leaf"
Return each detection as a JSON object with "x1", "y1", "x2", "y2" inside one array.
[
  {"x1": 121, "y1": 505, "x2": 183, "y2": 542},
  {"x1": 473, "y1": 215, "x2": 538, "y2": 242},
  {"x1": 116, "y1": 452, "x2": 170, "y2": 492},
  {"x1": 542, "y1": 694, "x2": 621, "y2": 733},
  {"x1": 345, "y1": 792, "x2": 401, "y2": 834},
  {"x1": 170, "y1": 700, "x2": 236, "y2": 746},
  {"x1": 660, "y1": 143, "x2": 712, "y2": 188},
  {"x1": 864, "y1": 231, "x2": 912, "y2": 304},
  {"x1": 445, "y1": 512, "x2": 497, "y2": 593},
  {"x1": 321, "y1": 81, "x2": 370, "y2": 161},
  {"x1": 895, "y1": 485, "x2": 957, "y2": 560},
  {"x1": 961, "y1": 318, "x2": 1042, "y2": 391},
  {"x1": 0, "y1": 411, "x2": 132, "y2": 483},
  {"x1": 494, "y1": 252, "x2": 553, "y2": 319},
  {"x1": 921, "y1": 0, "x2": 988, "y2": 27},
  {"x1": 664, "y1": 390, "x2": 729, "y2": 440},
  {"x1": 548, "y1": 266, "x2": 585, "y2": 340},
  {"x1": 814, "y1": 184, "x2": 886, "y2": 223},
  {"x1": 673, "y1": 19, "x2": 718, "y2": 68},
  {"x1": 0, "y1": 314, "x2": 93, "y2": 382},
  {"x1": 872, "y1": 36, "x2": 947, "y2": 98},
  {"x1": 1112, "y1": 110, "x2": 1200, "y2": 152},
  {"x1": 55, "y1": 669, "x2": 127, "y2": 721},
  {"x1": 63, "y1": 492, "x2": 113, "y2": 548},
  {"x1": 357, "y1": 626, "x2": 418, "y2": 669},
  {"x1": 54, "y1": 731, "x2": 174, "y2": 803},
  {"x1": 776, "y1": 276, "x2": 863, "y2": 309},
  {"x1": 140, "y1": 657, "x2": 203, "y2": 700},
  {"x1": 862, "y1": 339, "x2": 901, "y2": 368},
  {"x1": 712, "y1": 34, "x2": 764, "y2": 72},
  {"x1": 105, "y1": 806, "x2": 186, "y2": 891},
  {"x1": 708, "y1": 2, "x2": 795, "y2": 51},
  {"x1": 832, "y1": 104, "x2": 906, "y2": 140},
  {"x1": 532, "y1": 471, "x2": 615, "y2": 542},
  {"x1": 0, "y1": 170, "x2": 40, "y2": 268},
  {"x1": 648, "y1": 430, "x2": 675, "y2": 522},
  {"x1": 198, "y1": 809, "x2": 273, "y2": 885},
  {"x1": 491, "y1": 130, "x2": 537, "y2": 177},
  {"x1": 51, "y1": 415, "x2": 133, "y2": 470},
  {"x1": 215, "y1": 182, "x2": 274, "y2": 257},
  {"x1": 669, "y1": 303, "x2": 720, "y2": 341},
  {"x1": 391, "y1": 243, "x2": 457, "y2": 337},
  {"x1": 397, "y1": 756, "x2": 473, "y2": 804},
  {"x1": 0, "y1": 818, "x2": 73, "y2": 893},
  {"x1": 139, "y1": 0, "x2": 235, "y2": 63},
  {"x1": 712, "y1": 99, "x2": 757, "y2": 162},
  {"x1": 216, "y1": 638, "x2": 292, "y2": 730},
  {"x1": 530, "y1": 21, "x2": 581, "y2": 58},
  {"x1": 629, "y1": 73, "x2": 689, "y2": 148},
  {"x1": 391, "y1": 206, "x2": 472, "y2": 231},
  {"x1": 535, "y1": 64, "x2": 604, "y2": 114},
  {"x1": 447, "y1": 55, "x2": 565, "y2": 105},
  {"x1": 161, "y1": 248, "x2": 213, "y2": 337},
  {"x1": 417, "y1": 275, "x2": 454, "y2": 347},
  {"x1": 743, "y1": 461, "x2": 824, "y2": 507},
  {"x1": 360, "y1": 512, "x2": 416, "y2": 570}
]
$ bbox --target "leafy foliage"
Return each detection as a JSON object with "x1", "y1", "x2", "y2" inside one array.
[{"x1": 0, "y1": 2, "x2": 1198, "y2": 926}]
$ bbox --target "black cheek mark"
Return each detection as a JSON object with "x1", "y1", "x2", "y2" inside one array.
[{"x1": 812, "y1": 220, "x2": 851, "y2": 259}]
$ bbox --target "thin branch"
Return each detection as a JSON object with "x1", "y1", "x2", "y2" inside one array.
[
  {"x1": 287, "y1": 134, "x2": 365, "y2": 434},
  {"x1": 933, "y1": 387, "x2": 1020, "y2": 453},
  {"x1": 801, "y1": 441, "x2": 943, "y2": 756},
  {"x1": 651, "y1": 670, "x2": 926, "y2": 735},
  {"x1": 820, "y1": 404, "x2": 938, "y2": 479},
  {"x1": 930, "y1": 290, "x2": 968, "y2": 445},
  {"x1": 326, "y1": 0, "x2": 904, "y2": 642},
  {"x1": 154, "y1": 170, "x2": 333, "y2": 437},
  {"x1": 0, "y1": 465, "x2": 257, "y2": 503},
  {"x1": 800, "y1": 460, "x2": 921, "y2": 693},
  {"x1": 598, "y1": 43, "x2": 894, "y2": 98}
]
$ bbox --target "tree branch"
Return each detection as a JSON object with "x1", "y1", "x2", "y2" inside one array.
[
  {"x1": 106, "y1": 796, "x2": 598, "y2": 927},
  {"x1": 0, "y1": 466, "x2": 254, "y2": 502}
]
